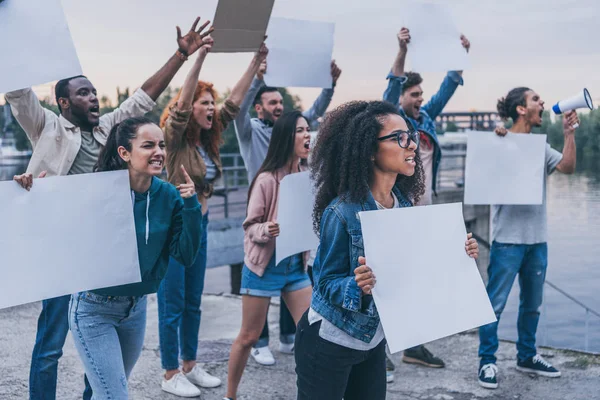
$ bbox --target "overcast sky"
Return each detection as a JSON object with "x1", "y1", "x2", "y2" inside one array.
[{"x1": 15, "y1": 0, "x2": 600, "y2": 112}]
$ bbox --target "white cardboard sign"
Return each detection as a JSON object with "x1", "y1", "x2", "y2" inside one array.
[
  {"x1": 0, "y1": 171, "x2": 141, "y2": 309},
  {"x1": 359, "y1": 203, "x2": 496, "y2": 353},
  {"x1": 465, "y1": 131, "x2": 547, "y2": 205},
  {"x1": 0, "y1": 0, "x2": 82, "y2": 93}
]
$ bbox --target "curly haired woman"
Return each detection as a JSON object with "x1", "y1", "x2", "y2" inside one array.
[
  {"x1": 295, "y1": 101, "x2": 479, "y2": 399},
  {"x1": 157, "y1": 31, "x2": 269, "y2": 397}
]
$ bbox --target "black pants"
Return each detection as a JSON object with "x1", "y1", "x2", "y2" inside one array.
[{"x1": 295, "y1": 311, "x2": 387, "y2": 400}]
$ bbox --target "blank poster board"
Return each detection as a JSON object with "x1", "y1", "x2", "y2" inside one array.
[
  {"x1": 402, "y1": 2, "x2": 469, "y2": 72},
  {"x1": 465, "y1": 131, "x2": 547, "y2": 205},
  {"x1": 276, "y1": 171, "x2": 319, "y2": 264},
  {"x1": 210, "y1": 0, "x2": 275, "y2": 53},
  {"x1": 0, "y1": 171, "x2": 141, "y2": 309},
  {"x1": 359, "y1": 203, "x2": 496, "y2": 353},
  {"x1": 0, "y1": 0, "x2": 82, "y2": 93},
  {"x1": 265, "y1": 18, "x2": 335, "y2": 88}
]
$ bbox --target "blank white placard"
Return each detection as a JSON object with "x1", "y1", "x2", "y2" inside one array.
[
  {"x1": 0, "y1": 171, "x2": 141, "y2": 309},
  {"x1": 210, "y1": 0, "x2": 275, "y2": 53},
  {"x1": 359, "y1": 203, "x2": 496, "y2": 353},
  {"x1": 276, "y1": 171, "x2": 319, "y2": 265},
  {"x1": 465, "y1": 131, "x2": 547, "y2": 205},
  {"x1": 0, "y1": 0, "x2": 82, "y2": 93},
  {"x1": 265, "y1": 18, "x2": 334, "y2": 88},
  {"x1": 402, "y1": 2, "x2": 469, "y2": 72}
]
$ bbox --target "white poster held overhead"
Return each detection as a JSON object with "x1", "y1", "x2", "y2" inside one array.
[
  {"x1": 0, "y1": 171, "x2": 141, "y2": 310},
  {"x1": 359, "y1": 203, "x2": 496, "y2": 353},
  {"x1": 401, "y1": 2, "x2": 469, "y2": 73},
  {"x1": 265, "y1": 18, "x2": 335, "y2": 88},
  {"x1": 210, "y1": 0, "x2": 275, "y2": 53},
  {"x1": 0, "y1": 0, "x2": 82, "y2": 94},
  {"x1": 465, "y1": 131, "x2": 547, "y2": 205},
  {"x1": 276, "y1": 171, "x2": 319, "y2": 265}
]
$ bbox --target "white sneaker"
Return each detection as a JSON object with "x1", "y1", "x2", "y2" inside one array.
[
  {"x1": 161, "y1": 372, "x2": 201, "y2": 397},
  {"x1": 279, "y1": 342, "x2": 294, "y2": 354},
  {"x1": 184, "y1": 365, "x2": 222, "y2": 388},
  {"x1": 250, "y1": 345, "x2": 275, "y2": 365}
]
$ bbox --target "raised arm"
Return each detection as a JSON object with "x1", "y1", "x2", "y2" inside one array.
[
  {"x1": 4, "y1": 88, "x2": 55, "y2": 146},
  {"x1": 177, "y1": 37, "x2": 214, "y2": 111},
  {"x1": 227, "y1": 42, "x2": 269, "y2": 107},
  {"x1": 556, "y1": 111, "x2": 578, "y2": 174},
  {"x1": 141, "y1": 17, "x2": 214, "y2": 101},
  {"x1": 233, "y1": 71, "x2": 265, "y2": 145},
  {"x1": 382, "y1": 28, "x2": 410, "y2": 107},
  {"x1": 302, "y1": 61, "x2": 341, "y2": 124}
]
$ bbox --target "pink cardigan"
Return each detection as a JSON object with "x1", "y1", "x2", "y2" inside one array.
[{"x1": 243, "y1": 166, "x2": 309, "y2": 277}]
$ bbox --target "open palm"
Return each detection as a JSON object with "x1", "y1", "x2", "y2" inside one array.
[{"x1": 177, "y1": 17, "x2": 214, "y2": 56}]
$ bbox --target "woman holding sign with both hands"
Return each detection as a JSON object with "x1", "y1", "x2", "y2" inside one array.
[
  {"x1": 223, "y1": 111, "x2": 313, "y2": 400},
  {"x1": 294, "y1": 101, "x2": 479, "y2": 399}
]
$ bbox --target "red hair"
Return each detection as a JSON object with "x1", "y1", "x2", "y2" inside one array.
[{"x1": 160, "y1": 81, "x2": 223, "y2": 162}]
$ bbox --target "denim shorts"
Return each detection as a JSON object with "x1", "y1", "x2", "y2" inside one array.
[{"x1": 241, "y1": 254, "x2": 311, "y2": 297}]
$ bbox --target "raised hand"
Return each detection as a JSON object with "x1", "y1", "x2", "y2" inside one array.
[
  {"x1": 267, "y1": 221, "x2": 280, "y2": 237},
  {"x1": 176, "y1": 17, "x2": 215, "y2": 57},
  {"x1": 176, "y1": 165, "x2": 196, "y2": 199},
  {"x1": 256, "y1": 41, "x2": 269, "y2": 63},
  {"x1": 13, "y1": 171, "x2": 47, "y2": 191},
  {"x1": 198, "y1": 35, "x2": 214, "y2": 56},
  {"x1": 465, "y1": 233, "x2": 479, "y2": 259},
  {"x1": 397, "y1": 27, "x2": 411, "y2": 52},
  {"x1": 460, "y1": 34, "x2": 471, "y2": 53},
  {"x1": 257, "y1": 59, "x2": 267, "y2": 81},
  {"x1": 354, "y1": 256, "x2": 376, "y2": 295},
  {"x1": 563, "y1": 110, "x2": 580, "y2": 133},
  {"x1": 495, "y1": 126, "x2": 508, "y2": 137},
  {"x1": 331, "y1": 60, "x2": 342, "y2": 84}
]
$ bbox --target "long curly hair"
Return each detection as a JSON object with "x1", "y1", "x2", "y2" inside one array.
[
  {"x1": 160, "y1": 81, "x2": 223, "y2": 162},
  {"x1": 310, "y1": 101, "x2": 425, "y2": 234}
]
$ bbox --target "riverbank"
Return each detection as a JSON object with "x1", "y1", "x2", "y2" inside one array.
[{"x1": 1, "y1": 291, "x2": 598, "y2": 400}]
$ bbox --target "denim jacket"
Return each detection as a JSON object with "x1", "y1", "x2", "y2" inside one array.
[
  {"x1": 382, "y1": 71, "x2": 463, "y2": 195},
  {"x1": 311, "y1": 186, "x2": 413, "y2": 343}
]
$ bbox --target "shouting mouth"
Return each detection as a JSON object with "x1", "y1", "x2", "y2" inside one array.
[
  {"x1": 304, "y1": 141, "x2": 310, "y2": 150},
  {"x1": 149, "y1": 158, "x2": 163, "y2": 168},
  {"x1": 89, "y1": 105, "x2": 100, "y2": 118}
]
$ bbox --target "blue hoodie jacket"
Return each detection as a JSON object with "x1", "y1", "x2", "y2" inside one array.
[{"x1": 94, "y1": 177, "x2": 202, "y2": 296}]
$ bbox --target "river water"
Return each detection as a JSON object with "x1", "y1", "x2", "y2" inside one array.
[{"x1": 1, "y1": 158, "x2": 599, "y2": 353}]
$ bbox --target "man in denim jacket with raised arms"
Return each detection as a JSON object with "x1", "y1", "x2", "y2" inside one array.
[
  {"x1": 382, "y1": 26, "x2": 470, "y2": 375},
  {"x1": 5, "y1": 18, "x2": 212, "y2": 400}
]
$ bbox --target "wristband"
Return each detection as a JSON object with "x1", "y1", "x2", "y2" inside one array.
[{"x1": 176, "y1": 49, "x2": 188, "y2": 61}]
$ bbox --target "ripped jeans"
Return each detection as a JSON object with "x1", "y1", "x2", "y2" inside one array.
[
  {"x1": 69, "y1": 292, "x2": 147, "y2": 400},
  {"x1": 479, "y1": 242, "x2": 548, "y2": 365}
]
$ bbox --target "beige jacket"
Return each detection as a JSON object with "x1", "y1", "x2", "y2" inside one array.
[
  {"x1": 5, "y1": 88, "x2": 156, "y2": 177},
  {"x1": 243, "y1": 166, "x2": 309, "y2": 277}
]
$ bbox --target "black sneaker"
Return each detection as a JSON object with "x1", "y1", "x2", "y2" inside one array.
[
  {"x1": 516, "y1": 354, "x2": 561, "y2": 377},
  {"x1": 402, "y1": 345, "x2": 445, "y2": 368},
  {"x1": 478, "y1": 363, "x2": 498, "y2": 389}
]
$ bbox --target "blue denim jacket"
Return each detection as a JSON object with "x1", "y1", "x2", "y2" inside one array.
[
  {"x1": 382, "y1": 71, "x2": 463, "y2": 194},
  {"x1": 311, "y1": 186, "x2": 413, "y2": 343}
]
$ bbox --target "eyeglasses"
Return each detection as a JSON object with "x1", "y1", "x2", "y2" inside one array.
[{"x1": 377, "y1": 129, "x2": 420, "y2": 149}]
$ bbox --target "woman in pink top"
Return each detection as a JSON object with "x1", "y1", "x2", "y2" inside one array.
[{"x1": 224, "y1": 111, "x2": 313, "y2": 399}]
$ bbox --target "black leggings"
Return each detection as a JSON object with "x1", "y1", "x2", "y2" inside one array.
[{"x1": 295, "y1": 311, "x2": 387, "y2": 400}]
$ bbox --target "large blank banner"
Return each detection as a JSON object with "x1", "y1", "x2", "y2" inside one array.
[
  {"x1": 465, "y1": 131, "x2": 547, "y2": 205},
  {"x1": 0, "y1": 0, "x2": 82, "y2": 93},
  {"x1": 266, "y1": 18, "x2": 335, "y2": 88},
  {"x1": 276, "y1": 171, "x2": 319, "y2": 265},
  {"x1": 0, "y1": 171, "x2": 141, "y2": 310},
  {"x1": 359, "y1": 203, "x2": 496, "y2": 353},
  {"x1": 402, "y1": 2, "x2": 469, "y2": 72},
  {"x1": 211, "y1": 0, "x2": 275, "y2": 53}
]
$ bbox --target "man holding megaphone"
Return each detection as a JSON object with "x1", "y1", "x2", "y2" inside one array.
[
  {"x1": 477, "y1": 87, "x2": 578, "y2": 390},
  {"x1": 552, "y1": 88, "x2": 594, "y2": 128}
]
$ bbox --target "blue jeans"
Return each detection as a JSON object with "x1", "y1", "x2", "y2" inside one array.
[
  {"x1": 69, "y1": 292, "x2": 147, "y2": 400},
  {"x1": 29, "y1": 295, "x2": 92, "y2": 400},
  {"x1": 479, "y1": 242, "x2": 548, "y2": 365},
  {"x1": 157, "y1": 212, "x2": 209, "y2": 370}
]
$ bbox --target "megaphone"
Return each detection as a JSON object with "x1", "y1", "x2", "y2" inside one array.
[{"x1": 552, "y1": 88, "x2": 594, "y2": 128}]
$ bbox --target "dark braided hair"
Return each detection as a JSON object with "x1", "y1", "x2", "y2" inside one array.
[
  {"x1": 310, "y1": 101, "x2": 425, "y2": 234},
  {"x1": 497, "y1": 87, "x2": 531, "y2": 122}
]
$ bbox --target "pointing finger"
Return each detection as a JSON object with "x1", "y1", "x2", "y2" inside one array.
[{"x1": 181, "y1": 165, "x2": 193, "y2": 184}]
